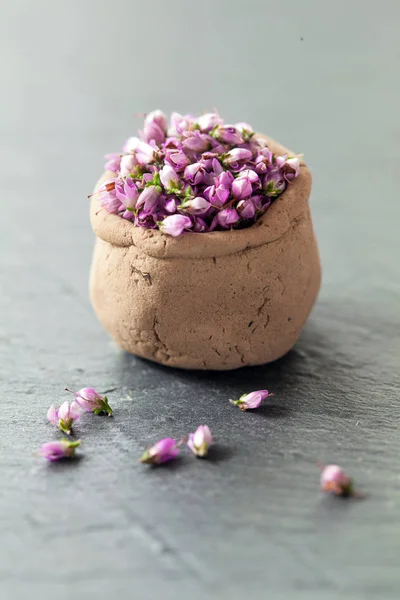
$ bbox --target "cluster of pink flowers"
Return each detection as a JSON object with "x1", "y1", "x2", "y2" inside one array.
[
  {"x1": 95, "y1": 110, "x2": 300, "y2": 236},
  {"x1": 39, "y1": 387, "x2": 113, "y2": 461}
]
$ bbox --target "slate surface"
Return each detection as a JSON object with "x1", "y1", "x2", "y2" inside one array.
[{"x1": 1, "y1": 1, "x2": 400, "y2": 599}]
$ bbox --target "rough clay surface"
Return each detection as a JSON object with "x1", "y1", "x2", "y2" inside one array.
[
  {"x1": 3, "y1": 2, "x2": 400, "y2": 600},
  {"x1": 90, "y1": 138, "x2": 321, "y2": 370}
]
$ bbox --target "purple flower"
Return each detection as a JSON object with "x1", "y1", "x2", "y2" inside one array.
[
  {"x1": 115, "y1": 177, "x2": 139, "y2": 211},
  {"x1": 137, "y1": 185, "x2": 161, "y2": 214},
  {"x1": 196, "y1": 112, "x2": 223, "y2": 132},
  {"x1": 65, "y1": 387, "x2": 113, "y2": 416},
  {"x1": 217, "y1": 208, "x2": 240, "y2": 228},
  {"x1": 180, "y1": 196, "x2": 210, "y2": 215},
  {"x1": 104, "y1": 153, "x2": 121, "y2": 172},
  {"x1": 193, "y1": 216, "x2": 208, "y2": 232},
  {"x1": 213, "y1": 125, "x2": 244, "y2": 145},
  {"x1": 160, "y1": 164, "x2": 180, "y2": 190},
  {"x1": 229, "y1": 389, "x2": 272, "y2": 411},
  {"x1": 119, "y1": 154, "x2": 138, "y2": 177},
  {"x1": 320, "y1": 464, "x2": 354, "y2": 497},
  {"x1": 122, "y1": 136, "x2": 140, "y2": 154},
  {"x1": 158, "y1": 214, "x2": 192, "y2": 237},
  {"x1": 255, "y1": 147, "x2": 274, "y2": 174},
  {"x1": 135, "y1": 141, "x2": 156, "y2": 165},
  {"x1": 140, "y1": 437, "x2": 182, "y2": 465},
  {"x1": 263, "y1": 169, "x2": 286, "y2": 197},
  {"x1": 182, "y1": 131, "x2": 211, "y2": 153},
  {"x1": 184, "y1": 162, "x2": 206, "y2": 185},
  {"x1": 165, "y1": 149, "x2": 191, "y2": 171},
  {"x1": 39, "y1": 439, "x2": 81, "y2": 462},
  {"x1": 187, "y1": 425, "x2": 213, "y2": 457},
  {"x1": 237, "y1": 199, "x2": 256, "y2": 219},
  {"x1": 222, "y1": 147, "x2": 253, "y2": 169},
  {"x1": 141, "y1": 110, "x2": 167, "y2": 145},
  {"x1": 235, "y1": 121, "x2": 254, "y2": 140},
  {"x1": 168, "y1": 112, "x2": 195, "y2": 136},
  {"x1": 282, "y1": 156, "x2": 300, "y2": 181},
  {"x1": 47, "y1": 400, "x2": 81, "y2": 434},
  {"x1": 231, "y1": 175, "x2": 253, "y2": 200}
]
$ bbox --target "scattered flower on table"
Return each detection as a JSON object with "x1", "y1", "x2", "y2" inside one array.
[
  {"x1": 92, "y1": 110, "x2": 301, "y2": 235},
  {"x1": 65, "y1": 387, "x2": 113, "y2": 416},
  {"x1": 39, "y1": 439, "x2": 81, "y2": 461},
  {"x1": 140, "y1": 437, "x2": 183, "y2": 465},
  {"x1": 187, "y1": 425, "x2": 213, "y2": 457},
  {"x1": 47, "y1": 400, "x2": 81, "y2": 435},
  {"x1": 229, "y1": 389, "x2": 273, "y2": 411},
  {"x1": 319, "y1": 464, "x2": 356, "y2": 497}
]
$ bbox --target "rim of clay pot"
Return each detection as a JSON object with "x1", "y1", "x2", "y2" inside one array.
[{"x1": 90, "y1": 136, "x2": 311, "y2": 259}]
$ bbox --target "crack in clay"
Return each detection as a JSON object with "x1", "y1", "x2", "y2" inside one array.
[
  {"x1": 130, "y1": 265, "x2": 152, "y2": 286},
  {"x1": 257, "y1": 297, "x2": 269, "y2": 316},
  {"x1": 234, "y1": 345, "x2": 245, "y2": 364}
]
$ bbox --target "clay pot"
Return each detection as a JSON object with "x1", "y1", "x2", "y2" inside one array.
[{"x1": 90, "y1": 136, "x2": 321, "y2": 370}]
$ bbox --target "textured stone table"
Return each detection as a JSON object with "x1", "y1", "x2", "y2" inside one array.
[{"x1": 1, "y1": 1, "x2": 399, "y2": 599}]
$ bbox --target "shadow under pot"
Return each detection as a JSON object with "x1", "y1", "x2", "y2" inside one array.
[{"x1": 89, "y1": 136, "x2": 321, "y2": 370}]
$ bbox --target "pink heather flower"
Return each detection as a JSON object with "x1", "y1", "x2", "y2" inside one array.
[
  {"x1": 160, "y1": 164, "x2": 180, "y2": 190},
  {"x1": 104, "y1": 153, "x2": 121, "y2": 172},
  {"x1": 115, "y1": 178, "x2": 139, "y2": 211},
  {"x1": 122, "y1": 136, "x2": 140, "y2": 154},
  {"x1": 196, "y1": 112, "x2": 223, "y2": 132},
  {"x1": 140, "y1": 438, "x2": 182, "y2": 465},
  {"x1": 180, "y1": 196, "x2": 210, "y2": 214},
  {"x1": 222, "y1": 147, "x2": 253, "y2": 168},
  {"x1": 39, "y1": 439, "x2": 81, "y2": 462},
  {"x1": 229, "y1": 390, "x2": 272, "y2": 411},
  {"x1": 263, "y1": 169, "x2": 286, "y2": 197},
  {"x1": 182, "y1": 131, "x2": 211, "y2": 153},
  {"x1": 237, "y1": 199, "x2": 256, "y2": 219},
  {"x1": 137, "y1": 185, "x2": 161, "y2": 214},
  {"x1": 187, "y1": 425, "x2": 212, "y2": 457},
  {"x1": 217, "y1": 208, "x2": 239, "y2": 228},
  {"x1": 158, "y1": 214, "x2": 192, "y2": 237},
  {"x1": 135, "y1": 141, "x2": 156, "y2": 165},
  {"x1": 320, "y1": 464, "x2": 354, "y2": 497},
  {"x1": 282, "y1": 156, "x2": 301, "y2": 181},
  {"x1": 141, "y1": 110, "x2": 167, "y2": 145},
  {"x1": 184, "y1": 162, "x2": 207, "y2": 185},
  {"x1": 213, "y1": 125, "x2": 244, "y2": 145},
  {"x1": 65, "y1": 387, "x2": 113, "y2": 416},
  {"x1": 231, "y1": 175, "x2": 253, "y2": 200},
  {"x1": 47, "y1": 400, "x2": 81, "y2": 435},
  {"x1": 96, "y1": 110, "x2": 301, "y2": 234},
  {"x1": 165, "y1": 149, "x2": 191, "y2": 171},
  {"x1": 119, "y1": 154, "x2": 138, "y2": 177},
  {"x1": 168, "y1": 112, "x2": 195, "y2": 136}
]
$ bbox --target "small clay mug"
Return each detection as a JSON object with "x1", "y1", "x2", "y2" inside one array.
[{"x1": 90, "y1": 136, "x2": 321, "y2": 370}]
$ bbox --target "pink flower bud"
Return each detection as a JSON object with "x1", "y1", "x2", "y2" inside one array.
[
  {"x1": 115, "y1": 177, "x2": 139, "y2": 210},
  {"x1": 182, "y1": 132, "x2": 212, "y2": 153},
  {"x1": 184, "y1": 162, "x2": 206, "y2": 185},
  {"x1": 39, "y1": 439, "x2": 81, "y2": 462},
  {"x1": 229, "y1": 390, "x2": 272, "y2": 410},
  {"x1": 282, "y1": 156, "x2": 300, "y2": 181},
  {"x1": 168, "y1": 112, "x2": 195, "y2": 136},
  {"x1": 104, "y1": 153, "x2": 121, "y2": 173},
  {"x1": 122, "y1": 136, "x2": 141, "y2": 154},
  {"x1": 158, "y1": 214, "x2": 192, "y2": 237},
  {"x1": 217, "y1": 208, "x2": 239, "y2": 228},
  {"x1": 165, "y1": 149, "x2": 191, "y2": 171},
  {"x1": 47, "y1": 400, "x2": 81, "y2": 435},
  {"x1": 66, "y1": 387, "x2": 113, "y2": 416},
  {"x1": 196, "y1": 112, "x2": 223, "y2": 132},
  {"x1": 263, "y1": 169, "x2": 286, "y2": 197},
  {"x1": 141, "y1": 110, "x2": 167, "y2": 145},
  {"x1": 223, "y1": 148, "x2": 252, "y2": 168},
  {"x1": 237, "y1": 199, "x2": 256, "y2": 219},
  {"x1": 160, "y1": 164, "x2": 180, "y2": 190},
  {"x1": 119, "y1": 154, "x2": 138, "y2": 177},
  {"x1": 231, "y1": 176, "x2": 253, "y2": 200},
  {"x1": 137, "y1": 185, "x2": 161, "y2": 214},
  {"x1": 135, "y1": 141, "x2": 156, "y2": 165},
  {"x1": 140, "y1": 438, "x2": 182, "y2": 465},
  {"x1": 320, "y1": 464, "x2": 354, "y2": 496},
  {"x1": 187, "y1": 425, "x2": 212, "y2": 457},
  {"x1": 213, "y1": 125, "x2": 244, "y2": 145},
  {"x1": 180, "y1": 196, "x2": 210, "y2": 215}
]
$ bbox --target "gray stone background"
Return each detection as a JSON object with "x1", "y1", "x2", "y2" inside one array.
[{"x1": 1, "y1": 1, "x2": 399, "y2": 598}]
